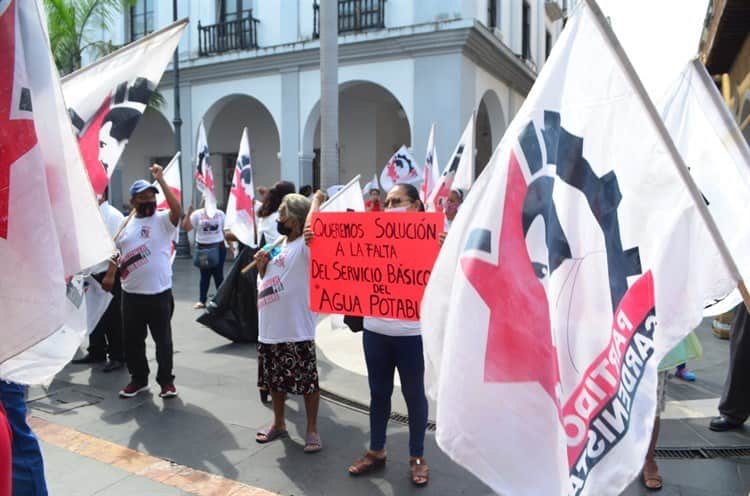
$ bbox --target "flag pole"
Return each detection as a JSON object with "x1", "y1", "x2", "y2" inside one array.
[
  {"x1": 113, "y1": 209, "x2": 136, "y2": 243},
  {"x1": 320, "y1": 174, "x2": 361, "y2": 211},
  {"x1": 585, "y1": 0, "x2": 750, "y2": 311},
  {"x1": 241, "y1": 235, "x2": 286, "y2": 274}
]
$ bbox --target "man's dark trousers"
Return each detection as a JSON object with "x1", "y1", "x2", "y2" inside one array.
[
  {"x1": 719, "y1": 304, "x2": 750, "y2": 423},
  {"x1": 88, "y1": 272, "x2": 123, "y2": 361},
  {"x1": 122, "y1": 289, "x2": 175, "y2": 386}
]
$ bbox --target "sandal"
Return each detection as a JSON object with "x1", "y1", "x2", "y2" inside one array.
[
  {"x1": 410, "y1": 457, "x2": 429, "y2": 487},
  {"x1": 303, "y1": 432, "x2": 322, "y2": 453},
  {"x1": 348, "y1": 451, "x2": 386, "y2": 476},
  {"x1": 642, "y1": 469, "x2": 663, "y2": 491},
  {"x1": 256, "y1": 425, "x2": 287, "y2": 444}
]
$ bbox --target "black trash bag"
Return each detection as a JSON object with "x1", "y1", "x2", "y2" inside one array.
[{"x1": 197, "y1": 245, "x2": 259, "y2": 343}]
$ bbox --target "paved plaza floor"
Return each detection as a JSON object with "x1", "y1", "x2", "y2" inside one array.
[{"x1": 27, "y1": 258, "x2": 750, "y2": 495}]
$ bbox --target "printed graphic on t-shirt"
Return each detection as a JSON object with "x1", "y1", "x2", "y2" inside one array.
[
  {"x1": 140, "y1": 225, "x2": 151, "y2": 239},
  {"x1": 120, "y1": 244, "x2": 151, "y2": 279},
  {"x1": 200, "y1": 219, "x2": 221, "y2": 234},
  {"x1": 258, "y1": 275, "x2": 284, "y2": 308}
]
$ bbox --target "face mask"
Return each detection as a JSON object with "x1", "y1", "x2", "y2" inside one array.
[
  {"x1": 385, "y1": 206, "x2": 408, "y2": 213},
  {"x1": 277, "y1": 220, "x2": 292, "y2": 236},
  {"x1": 136, "y1": 201, "x2": 157, "y2": 217},
  {"x1": 445, "y1": 204, "x2": 459, "y2": 216}
]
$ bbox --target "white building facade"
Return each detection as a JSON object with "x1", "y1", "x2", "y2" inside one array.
[{"x1": 103, "y1": 0, "x2": 566, "y2": 209}]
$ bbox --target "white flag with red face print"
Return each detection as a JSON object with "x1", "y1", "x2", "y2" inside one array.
[
  {"x1": 195, "y1": 121, "x2": 218, "y2": 217},
  {"x1": 226, "y1": 127, "x2": 256, "y2": 247},
  {"x1": 379, "y1": 145, "x2": 422, "y2": 193},
  {"x1": 61, "y1": 19, "x2": 187, "y2": 198},
  {"x1": 421, "y1": 1, "x2": 737, "y2": 495},
  {"x1": 421, "y1": 123, "x2": 440, "y2": 206},
  {"x1": 427, "y1": 116, "x2": 474, "y2": 212},
  {"x1": 0, "y1": 0, "x2": 114, "y2": 364}
]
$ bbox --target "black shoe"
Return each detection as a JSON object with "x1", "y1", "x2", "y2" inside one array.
[
  {"x1": 72, "y1": 354, "x2": 106, "y2": 365},
  {"x1": 102, "y1": 360, "x2": 124, "y2": 373},
  {"x1": 709, "y1": 415, "x2": 744, "y2": 432}
]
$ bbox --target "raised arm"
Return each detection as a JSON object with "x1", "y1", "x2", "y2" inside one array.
[
  {"x1": 303, "y1": 190, "x2": 326, "y2": 245},
  {"x1": 151, "y1": 164, "x2": 182, "y2": 226},
  {"x1": 182, "y1": 205, "x2": 195, "y2": 232}
]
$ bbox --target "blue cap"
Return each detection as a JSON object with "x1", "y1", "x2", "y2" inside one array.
[{"x1": 129, "y1": 179, "x2": 159, "y2": 198}]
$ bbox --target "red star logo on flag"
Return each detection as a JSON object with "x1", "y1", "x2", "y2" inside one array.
[
  {"x1": 461, "y1": 151, "x2": 560, "y2": 404},
  {"x1": 386, "y1": 159, "x2": 399, "y2": 183},
  {"x1": 232, "y1": 167, "x2": 253, "y2": 215},
  {"x1": 0, "y1": 1, "x2": 39, "y2": 239}
]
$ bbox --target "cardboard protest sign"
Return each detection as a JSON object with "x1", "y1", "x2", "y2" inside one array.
[{"x1": 309, "y1": 212, "x2": 443, "y2": 320}]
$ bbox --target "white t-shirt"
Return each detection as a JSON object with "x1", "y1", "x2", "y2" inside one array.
[
  {"x1": 90, "y1": 202, "x2": 125, "y2": 274},
  {"x1": 364, "y1": 317, "x2": 421, "y2": 337},
  {"x1": 190, "y1": 208, "x2": 225, "y2": 244},
  {"x1": 258, "y1": 237, "x2": 316, "y2": 344},
  {"x1": 257, "y1": 211, "x2": 280, "y2": 245},
  {"x1": 116, "y1": 210, "x2": 177, "y2": 294}
]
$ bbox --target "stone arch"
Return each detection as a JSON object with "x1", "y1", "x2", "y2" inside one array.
[
  {"x1": 115, "y1": 108, "x2": 174, "y2": 210},
  {"x1": 199, "y1": 94, "x2": 281, "y2": 207},
  {"x1": 301, "y1": 80, "x2": 412, "y2": 189},
  {"x1": 475, "y1": 89, "x2": 506, "y2": 176}
]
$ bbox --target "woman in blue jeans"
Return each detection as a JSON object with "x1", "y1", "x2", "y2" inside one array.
[
  {"x1": 183, "y1": 204, "x2": 227, "y2": 308},
  {"x1": 305, "y1": 184, "x2": 430, "y2": 486}
]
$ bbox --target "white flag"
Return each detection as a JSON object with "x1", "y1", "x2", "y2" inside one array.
[
  {"x1": 427, "y1": 117, "x2": 474, "y2": 211},
  {"x1": 321, "y1": 175, "x2": 365, "y2": 212},
  {"x1": 421, "y1": 123, "x2": 440, "y2": 207},
  {"x1": 62, "y1": 19, "x2": 187, "y2": 198},
  {"x1": 659, "y1": 59, "x2": 750, "y2": 316},
  {"x1": 154, "y1": 152, "x2": 181, "y2": 263},
  {"x1": 421, "y1": 2, "x2": 736, "y2": 495},
  {"x1": 0, "y1": 275, "x2": 112, "y2": 385},
  {"x1": 195, "y1": 121, "x2": 218, "y2": 217},
  {"x1": 226, "y1": 128, "x2": 257, "y2": 247},
  {"x1": 379, "y1": 145, "x2": 422, "y2": 193},
  {"x1": 0, "y1": 0, "x2": 114, "y2": 364},
  {"x1": 155, "y1": 152, "x2": 182, "y2": 210}
]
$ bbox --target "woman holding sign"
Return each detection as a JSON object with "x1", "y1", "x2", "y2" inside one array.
[
  {"x1": 253, "y1": 193, "x2": 322, "y2": 453},
  {"x1": 305, "y1": 184, "x2": 430, "y2": 486}
]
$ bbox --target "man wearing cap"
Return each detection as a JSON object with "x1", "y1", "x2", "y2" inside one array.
[{"x1": 105, "y1": 164, "x2": 182, "y2": 398}]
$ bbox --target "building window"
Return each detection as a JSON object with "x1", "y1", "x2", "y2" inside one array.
[
  {"x1": 545, "y1": 30, "x2": 552, "y2": 59},
  {"x1": 129, "y1": 0, "x2": 153, "y2": 42},
  {"x1": 488, "y1": 0, "x2": 497, "y2": 29},
  {"x1": 522, "y1": 1, "x2": 531, "y2": 60},
  {"x1": 218, "y1": 0, "x2": 253, "y2": 23}
]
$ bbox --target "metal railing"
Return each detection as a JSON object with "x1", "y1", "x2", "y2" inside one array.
[
  {"x1": 198, "y1": 11, "x2": 259, "y2": 57},
  {"x1": 313, "y1": 0, "x2": 386, "y2": 38}
]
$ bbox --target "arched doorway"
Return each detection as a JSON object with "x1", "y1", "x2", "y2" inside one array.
[
  {"x1": 201, "y1": 94, "x2": 280, "y2": 207},
  {"x1": 116, "y1": 108, "x2": 174, "y2": 211},
  {"x1": 475, "y1": 89, "x2": 506, "y2": 177},
  {"x1": 302, "y1": 81, "x2": 412, "y2": 189}
]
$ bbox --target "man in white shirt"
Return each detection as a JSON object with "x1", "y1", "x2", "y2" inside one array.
[
  {"x1": 73, "y1": 188, "x2": 126, "y2": 372},
  {"x1": 105, "y1": 164, "x2": 182, "y2": 399}
]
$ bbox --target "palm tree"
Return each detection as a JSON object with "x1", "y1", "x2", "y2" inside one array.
[
  {"x1": 44, "y1": 0, "x2": 164, "y2": 109},
  {"x1": 44, "y1": 0, "x2": 134, "y2": 76}
]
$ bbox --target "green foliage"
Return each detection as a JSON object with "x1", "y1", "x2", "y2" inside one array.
[
  {"x1": 43, "y1": 0, "x2": 135, "y2": 75},
  {"x1": 43, "y1": 0, "x2": 164, "y2": 110}
]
